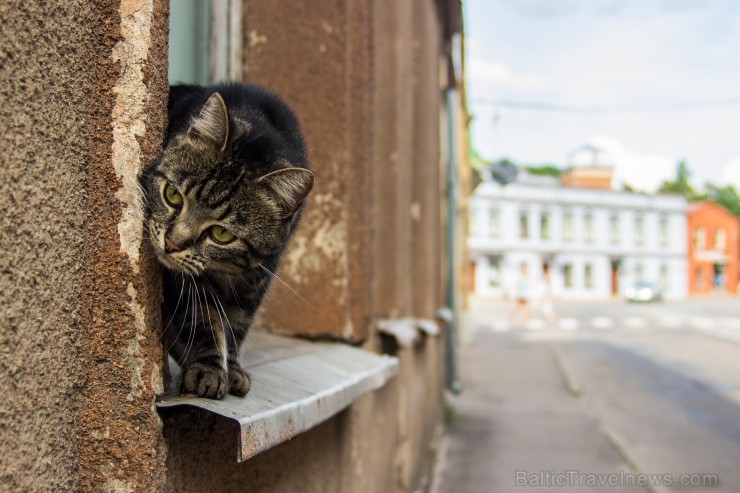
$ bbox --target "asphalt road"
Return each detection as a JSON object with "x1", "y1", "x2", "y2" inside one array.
[{"x1": 434, "y1": 298, "x2": 740, "y2": 493}]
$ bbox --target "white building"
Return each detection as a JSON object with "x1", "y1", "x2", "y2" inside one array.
[{"x1": 468, "y1": 174, "x2": 688, "y2": 300}]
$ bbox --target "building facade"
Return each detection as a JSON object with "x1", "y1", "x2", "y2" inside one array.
[
  {"x1": 1, "y1": 1, "x2": 467, "y2": 492},
  {"x1": 469, "y1": 175, "x2": 688, "y2": 301},
  {"x1": 687, "y1": 202, "x2": 739, "y2": 295}
]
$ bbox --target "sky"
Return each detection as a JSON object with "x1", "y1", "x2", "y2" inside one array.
[{"x1": 465, "y1": 0, "x2": 740, "y2": 192}]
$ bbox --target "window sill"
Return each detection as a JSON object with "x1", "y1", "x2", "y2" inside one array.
[{"x1": 155, "y1": 331, "x2": 399, "y2": 462}]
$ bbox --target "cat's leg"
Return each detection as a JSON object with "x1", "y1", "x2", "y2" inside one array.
[
  {"x1": 226, "y1": 340, "x2": 250, "y2": 396},
  {"x1": 227, "y1": 355, "x2": 251, "y2": 397},
  {"x1": 179, "y1": 304, "x2": 229, "y2": 399}
]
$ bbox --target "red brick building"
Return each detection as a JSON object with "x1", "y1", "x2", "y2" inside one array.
[{"x1": 687, "y1": 202, "x2": 739, "y2": 295}]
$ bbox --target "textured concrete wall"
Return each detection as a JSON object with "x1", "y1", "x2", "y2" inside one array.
[{"x1": 0, "y1": 1, "x2": 170, "y2": 491}]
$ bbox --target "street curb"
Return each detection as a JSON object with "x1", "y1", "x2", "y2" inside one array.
[
  {"x1": 600, "y1": 426, "x2": 668, "y2": 493},
  {"x1": 550, "y1": 344, "x2": 583, "y2": 397}
]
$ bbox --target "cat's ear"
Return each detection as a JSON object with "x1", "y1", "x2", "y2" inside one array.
[
  {"x1": 188, "y1": 92, "x2": 230, "y2": 152},
  {"x1": 259, "y1": 168, "x2": 315, "y2": 217}
]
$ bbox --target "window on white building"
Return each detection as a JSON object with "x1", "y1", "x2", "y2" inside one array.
[
  {"x1": 660, "y1": 265, "x2": 669, "y2": 290},
  {"x1": 540, "y1": 213, "x2": 550, "y2": 241},
  {"x1": 715, "y1": 229, "x2": 726, "y2": 251},
  {"x1": 609, "y1": 215, "x2": 619, "y2": 245},
  {"x1": 563, "y1": 264, "x2": 573, "y2": 288},
  {"x1": 487, "y1": 256, "x2": 501, "y2": 287},
  {"x1": 584, "y1": 213, "x2": 594, "y2": 244},
  {"x1": 659, "y1": 218, "x2": 669, "y2": 248},
  {"x1": 519, "y1": 211, "x2": 529, "y2": 240},
  {"x1": 468, "y1": 206, "x2": 480, "y2": 237},
  {"x1": 488, "y1": 209, "x2": 500, "y2": 239},
  {"x1": 563, "y1": 213, "x2": 574, "y2": 243},
  {"x1": 635, "y1": 263, "x2": 644, "y2": 281},
  {"x1": 634, "y1": 216, "x2": 644, "y2": 246},
  {"x1": 584, "y1": 263, "x2": 594, "y2": 289}
]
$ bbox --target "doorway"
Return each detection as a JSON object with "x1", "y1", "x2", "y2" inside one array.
[
  {"x1": 610, "y1": 259, "x2": 621, "y2": 296},
  {"x1": 713, "y1": 263, "x2": 726, "y2": 290}
]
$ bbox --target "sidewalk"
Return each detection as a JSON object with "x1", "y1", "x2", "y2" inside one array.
[{"x1": 432, "y1": 330, "x2": 646, "y2": 493}]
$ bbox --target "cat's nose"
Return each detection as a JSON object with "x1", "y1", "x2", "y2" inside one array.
[{"x1": 164, "y1": 237, "x2": 182, "y2": 253}]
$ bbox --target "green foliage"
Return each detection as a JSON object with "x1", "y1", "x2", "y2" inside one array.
[
  {"x1": 657, "y1": 160, "x2": 740, "y2": 217},
  {"x1": 704, "y1": 183, "x2": 740, "y2": 217},
  {"x1": 524, "y1": 164, "x2": 562, "y2": 178},
  {"x1": 659, "y1": 160, "x2": 699, "y2": 200}
]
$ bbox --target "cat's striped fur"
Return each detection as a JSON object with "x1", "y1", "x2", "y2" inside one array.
[{"x1": 140, "y1": 83, "x2": 313, "y2": 399}]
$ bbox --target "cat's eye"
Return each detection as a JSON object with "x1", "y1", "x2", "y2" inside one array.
[
  {"x1": 210, "y1": 225, "x2": 236, "y2": 244},
  {"x1": 163, "y1": 183, "x2": 183, "y2": 207}
]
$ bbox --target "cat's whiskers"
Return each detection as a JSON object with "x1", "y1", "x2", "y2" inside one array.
[
  {"x1": 164, "y1": 278, "x2": 192, "y2": 353},
  {"x1": 165, "y1": 279, "x2": 195, "y2": 389},
  {"x1": 226, "y1": 274, "x2": 245, "y2": 310},
  {"x1": 259, "y1": 265, "x2": 315, "y2": 309},
  {"x1": 176, "y1": 277, "x2": 199, "y2": 371},
  {"x1": 197, "y1": 284, "x2": 219, "y2": 359},
  {"x1": 207, "y1": 285, "x2": 238, "y2": 351},
  {"x1": 134, "y1": 181, "x2": 150, "y2": 207},
  {"x1": 206, "y1": 286, "x2": 237, "y2": 368},
  {"x1": 160, "y1": 272, "x2": 186, "y2": 339}
]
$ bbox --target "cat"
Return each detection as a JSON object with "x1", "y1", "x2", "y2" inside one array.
[{"x1": 139, "y1": 82, "x2": 314, "y2": 399}]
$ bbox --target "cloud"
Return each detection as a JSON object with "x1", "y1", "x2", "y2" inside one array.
[
  {"x1": 497, "y1": 0, "x2": 580, "y2": 19},
  {"x1": 721, "y1": 157, "x2": 740, "y2": 188},
  {"x1": 467, "y1": 57, "x2": 547, "y2": 95},
  {"x1": 585, "y1": 136, "x2": 675, "y2": 192}
]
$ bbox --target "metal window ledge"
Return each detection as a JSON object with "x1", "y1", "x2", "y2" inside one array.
[{"x1": 155, "y1": 331, "x2": 398, "y2": 462}]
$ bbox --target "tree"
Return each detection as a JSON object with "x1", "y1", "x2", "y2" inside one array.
[
  {"x1": 704, "y1": 183, "x2": 740, "y2": 217},
  {"x1": 525, "y1": 164, "x2": 562, "y2": 178},
  {"x1": 659, "y1": 160, "x2": 698, "y2": 200}
]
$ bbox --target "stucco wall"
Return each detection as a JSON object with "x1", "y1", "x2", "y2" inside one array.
[{"x1": 0, "y1": 1, "x2": 170, "y2": 491}]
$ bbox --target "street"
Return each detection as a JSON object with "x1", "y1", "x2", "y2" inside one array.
[{"x1": 434, "y1": 298, "x2": 740, "y2": 493}]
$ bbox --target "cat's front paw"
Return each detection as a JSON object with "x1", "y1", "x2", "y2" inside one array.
[
  {"x1": 181, "y1": 361, "x2": 229, "y2": 400},
  {"x1": 228, "y1": 363, "x2": 251, "y2": 397}
]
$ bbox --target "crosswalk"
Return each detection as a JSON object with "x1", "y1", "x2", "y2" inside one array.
[{"x1": 484, "y1": 314, "x2": 740, "y2": 344}]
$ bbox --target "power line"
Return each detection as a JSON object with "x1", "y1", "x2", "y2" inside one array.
[{"x1": 471, "y1": 97, "x2": 740, "y2": 114}]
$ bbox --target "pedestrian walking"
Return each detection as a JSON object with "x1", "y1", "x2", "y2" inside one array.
[{"x1": 508, "y1": 263, "x2": 531, "y2": 325}]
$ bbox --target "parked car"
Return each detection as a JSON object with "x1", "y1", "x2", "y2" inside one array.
[{"x1": 624, "y1": 281, "x2": 663, "y2": 302}]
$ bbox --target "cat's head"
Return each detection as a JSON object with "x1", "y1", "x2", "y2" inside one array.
[{"x1": 140, "y1": 92, "x2": 314, "y2": 277}]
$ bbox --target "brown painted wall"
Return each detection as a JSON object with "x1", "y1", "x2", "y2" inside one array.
[
  {"x1": 244, "y1": 0, "x2": 449, "y2": 341},
  {"x1": 1, "y1": 1, "x2": 170, "y2": 491}
]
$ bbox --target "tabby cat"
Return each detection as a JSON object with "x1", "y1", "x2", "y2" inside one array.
[{"x1": 140, "y1": 83, "x2": 313, "y2": 399}]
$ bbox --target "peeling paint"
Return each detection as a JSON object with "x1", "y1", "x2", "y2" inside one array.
[
  {"x1": 410, "y1": 201, "x2": 421, "y2": 221},
  {"x1": 125, "y1": 283, "x2": 147, "y2": 400},
  {"x1": 248, "y1": 30, "x2": 268, "y2": 48},
  {"x1": 104, "y1": 0, "x2": 157, "y2": 487},
  {"x1": 103, "y1": 478, "x2": 135, "y2": 493},
  {"x1": 111, "y1": 0, "x2": 153, "y2": 275},
  {"x1": 284, "y1": 192, "x2": 348, "y2": 288}
]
